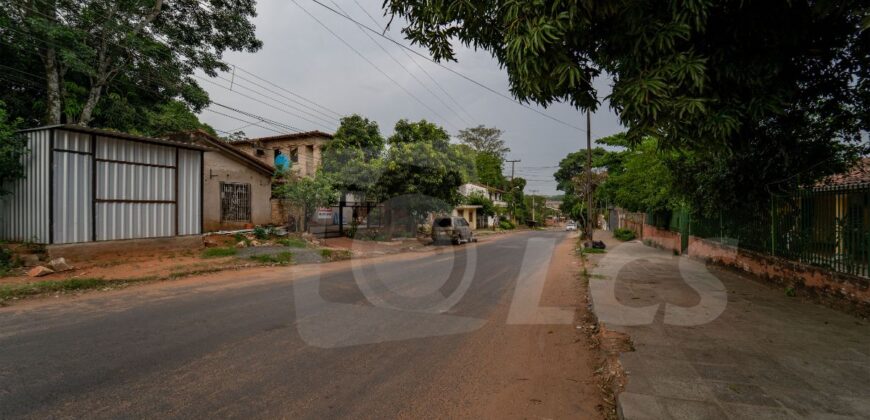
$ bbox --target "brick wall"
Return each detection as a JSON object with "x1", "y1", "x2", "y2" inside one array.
[
  {"x1": 642, "y1": 223, "x2": 870, "y2": 315},
  {"x1": 641, "y1": 223, "x2": 681, "y2": 254}
]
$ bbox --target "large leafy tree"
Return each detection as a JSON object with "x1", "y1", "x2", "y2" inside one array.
[
  {"x1": 0, "y1": 0, "x2": 261, "y2": 127},
  {"x1": 385, "y1": 0, "x2": 870, "y2": 211},
  {"x1": 322, "y1": 114, "x2": 386, "y2": 195},
  {"x1": 456, "y1": 125, "x2": 510, "y2": 157},
  {"x1": 475, "y1": 151, "x2": 507, "y2": 189},
  {"x1": 379, "y1": 119, "x2": 472, "y2": 206}
]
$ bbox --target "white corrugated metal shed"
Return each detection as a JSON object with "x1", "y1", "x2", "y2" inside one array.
[{"x1": 0, "y1": 125, "x2": 207, "y2": 244}]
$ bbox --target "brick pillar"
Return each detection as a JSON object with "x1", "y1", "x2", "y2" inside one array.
[{"x1": 313, "y1": 143, "x2": 322, "y2": 170}]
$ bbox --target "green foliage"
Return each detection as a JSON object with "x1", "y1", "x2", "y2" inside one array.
[
  {"x1": 457, "y1": 125, "x2": 509, "y2": 157},
  {"x1": 322, "y1": 114, "x2": 385, "y2": 196},
  {"x1": 599, "y1": 138, "x2": 677, "y2": 213},
  {"x1": 474, "y1": 152, "x2": 507, "y2": 189},
  {"x1": 0, "y1": 277, "x2": 108, "y2": 301},
  {"x1": 320, "y1": 248, "x2": 352, "y2": 261},
  {"x1": 139, "y1": 100, "x2": 217, "y2": 137},
  {"x1": 0, "y1": 101, "x2": 27, "y2": 195},
  {"x1": 385, "y1": 0, "x2": 870, "y2": 213},
  {"x1": 465, "y1": 192, "x2": 495, "y2": 217},
  {"x1": 0, "y1": 0, "x2": 261, "y2": 126},
  {"x1": 252, "y1": 226, "x2": 269, "y2": 240},
  {"x1": 613, "y1": 228, "x2": 637, "y2": 241},
  {"x1": 249, "y1": 252, "x2": 293, "y2": 265},
  {"x1": 0, "y1": 246, "x2": 14, "y2": 274},
  {"x1": 273, "y1": 171, "x2": 339, "y2": 229},
  {"x1": 378, "y1": 119, "x2": 470, "y2": 207},
  {"x1": 201, "y1": 247, "x2": 237, "y2": 258},
  {"x1": 499, "y1": 219, "x2": 516, "y2": 230},
  {"x1": 278, "y1": 237, "x2": 307, "y2": 248}
]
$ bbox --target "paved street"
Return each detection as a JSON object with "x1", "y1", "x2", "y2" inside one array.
[
  {"x1": 0, "y1": 231, "x2": 601, "y2": 419},
  {"x1": 589, "y1": 234, "x2": 870, "y2": 419}
]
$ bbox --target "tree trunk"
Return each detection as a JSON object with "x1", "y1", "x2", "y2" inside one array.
[
  {"x1": 43, "y1": 47, "x2": 62, "y2": 125},
  {"x1": 77, "y1": 83, "x2": 104, "y2": 126}
]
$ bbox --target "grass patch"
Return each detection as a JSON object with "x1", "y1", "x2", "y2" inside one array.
[
  {"x1": 249, "y1": 252, "x2": 294, "y2": 265},
  {"x1": 1, "y1": 277, "x2": 112, "y2": 301},
  {"x1": 320, "y1": 249, "x2": 352, "y2": 261},
  {"x1": 582, "y1": 247, "x2": 607, "y2": 255},
  {"x1": 278, "y1": 237, "x2": 307, "y2": 248},
  {"x1": 613, "y1": 228, "x2": 636, "y2": 241},
  {"x1": 201, "y1": 247, "x2": 237, "y2": 258}
]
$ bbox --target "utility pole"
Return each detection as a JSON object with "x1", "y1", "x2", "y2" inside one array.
[
  {"x1": 586, "y1": 110, "x2": 593, "y2": 241},
  {"x1": 530, "y1": 189, "x2": 538, "y2": 224},
  {"x1": 505, "y1": 159, "x2": 521, "y2": 222}
]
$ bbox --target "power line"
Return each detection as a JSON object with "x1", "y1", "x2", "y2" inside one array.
[
  {"x1": 333, "y1": 0, "x2": 471, "y2": 127},
  {"x1": 292, "y1": 0, "x2": 458, "y2": 131},
  {"x1": 310, "y1": 0, "x2": 587, "y2": 133},
  {"x1": 194, "y1": 75, "x2": 328, "y2": 132},
  {"x1": 351, "y1": 0, "x2": 477, "y2": 124},
  {"x1": 210, "y1": 71, "x2": 338, "y2": 128},
  {"x1": 13, "y1": 1, "x2": 340, "y2": 133}
]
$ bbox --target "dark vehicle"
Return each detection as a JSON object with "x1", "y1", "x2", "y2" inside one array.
[{"x1": 431, "y1": 216, "x2": 476, "y2": 245}]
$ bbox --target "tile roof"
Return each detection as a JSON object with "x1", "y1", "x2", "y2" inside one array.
[
  {"x1": 231, "y1": 130, "x2": 333, "y2": 145},
  {"x1": 816, "y1": 157, "x2": 870, "y2": 188}
]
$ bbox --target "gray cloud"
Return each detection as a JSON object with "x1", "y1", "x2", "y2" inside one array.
[{"x1": 197, "y1": 0, "x2": 625, "y2": 195}]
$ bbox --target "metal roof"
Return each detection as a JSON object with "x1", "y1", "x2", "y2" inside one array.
[{"x1": 19, "y1": 125, "x2": 210, "y2": 151}]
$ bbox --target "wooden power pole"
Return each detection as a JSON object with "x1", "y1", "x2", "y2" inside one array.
[
  {"x1": 586, "y1": 110, "x2": 593, "y2": 241},
  {"x1": 505, "y1": 159, "x2": 521, "y2": 222}
]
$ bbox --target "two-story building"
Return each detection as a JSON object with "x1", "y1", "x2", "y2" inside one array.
[
  {"x1": 232, "y1": 131, "x2": 333, "y2": 178},
  {"x1": 454, "y1": 182, "x2": 507, "y2": 229}
]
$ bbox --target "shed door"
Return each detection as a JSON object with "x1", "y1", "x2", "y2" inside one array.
[{"x1": 220, "y1": 182, "x2": 251, "y2": 222}]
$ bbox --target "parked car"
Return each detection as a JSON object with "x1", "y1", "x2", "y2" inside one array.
[
  {"x1": 565, "y1": 221, "x2": 578, "y2": 231},
  {"x1": 432, "y1": 216, "x2": 476, "y2": 245}
]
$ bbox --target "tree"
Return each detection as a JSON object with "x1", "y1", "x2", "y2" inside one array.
[
  {"x1": 384, "y1": 0, "x2": 870, "y2": 212},
  {"x1": 554, "y1": 146, "x2": 610, "y2": 221},
  {"x1": 0, "y1": 101, "x2": 27, "y2": 196},
  {"x1": 377, "y1": 119, "x2": 473, "y2": 234},
  {"x1": 474, "y1": 151, "x2": 507, "y2": 189},
  {"x1": 0, "y1": 0, "x2": 261, "y2": 126},
  {"x1": 273, "y1": 170, "x2": 338, "y2": 232},
  {"x1": 322, "y1": 114, "x2": 386, "y2": 195},
  {"x1": 457, "y1": 125, "x2": 509, "y2": 157}
]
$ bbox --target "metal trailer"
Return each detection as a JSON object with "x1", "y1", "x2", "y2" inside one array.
[{"x1": 0, "y1": 125, "x2": 206, "y2": 244}]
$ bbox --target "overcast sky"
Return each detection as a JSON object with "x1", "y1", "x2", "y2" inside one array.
[{"x1": 196, "y1": 0, "x2": 625, "y2": 196}]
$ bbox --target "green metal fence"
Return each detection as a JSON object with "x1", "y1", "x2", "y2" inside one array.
[{"x1": 685, "y1": 184, "x2": 870, "y2": 278}]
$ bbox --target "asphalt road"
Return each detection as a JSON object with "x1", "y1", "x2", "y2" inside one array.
[{"x1": 0, "y1": 230, "x2": 598, "y2": 419}]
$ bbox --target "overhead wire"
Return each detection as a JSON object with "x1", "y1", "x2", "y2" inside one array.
[
  {"x1": 292, "y1": 0, "x2": 459, "y2": 131},
  {"x1": 329, "y1": 0, "x2": 471, "y2": 127},
  {"x1": 310, "y1": 0, "x2": 587, "y2": 133},
  {"x1": 12, "y1": 1, "x2": 337, "y2": 133},
  {"x1": 351, "y1": 0, "x2": 477, "y2": 125}
]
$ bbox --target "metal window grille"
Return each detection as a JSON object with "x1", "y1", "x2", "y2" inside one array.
[{"x1": 220, "y1": 182, "x2": 251, "y2": 222}]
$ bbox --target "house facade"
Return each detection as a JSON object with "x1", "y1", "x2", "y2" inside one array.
[
  {"x1": 169, "y1": 131, "x2": 275, "y2": 232},
  {"x1": 453, "y1": 182, "x2": 506, "y2": 229},
  {"x1": 232, "y1": 131, "x2": 333, "y2": 178}
]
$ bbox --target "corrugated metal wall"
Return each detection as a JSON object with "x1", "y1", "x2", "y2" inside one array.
[
  {"x1": 95, "y1": 135, "x2": 177, "y2": 241},
  {"x1": 52, "y1": 130, "x2": 93, "y2": 244},
  {"x1": 177, "y1": 149, "x2": 202, "y2": 235},
  {"x1": 3, "y1": 128, "x2": 202, "y2": 244},
  {"x1": 0, "y1": 129, "x2": 50, "y2": 243}
]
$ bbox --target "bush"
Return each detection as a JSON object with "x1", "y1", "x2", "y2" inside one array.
[
  {"x1": 499, "y1": 219, "x2": 516, "y2": 230},
  {"x1": 253, "y1": 226, "x2": 269, "y2": 240},
  {"x1": 201, "y1": 247, "x2": 237, "y2": 258},
  {"x1": 613, "y1": 228, "x2": 636, "y2": 241},
  {"x1": 250, "y1": 252, "x2": 293, "y2": 265},
  {"x1": 278, "y1": 237, "x2": 307, "y2": 248}
]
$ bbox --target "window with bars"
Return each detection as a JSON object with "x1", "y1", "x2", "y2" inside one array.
[{"x1": 220, "y1": 182, "x2": 251, "y2": 222}]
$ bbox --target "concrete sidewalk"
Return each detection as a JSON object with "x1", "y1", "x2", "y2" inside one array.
[{"x1": 588, "y1": 233, "x2": 870, "y2": 419}]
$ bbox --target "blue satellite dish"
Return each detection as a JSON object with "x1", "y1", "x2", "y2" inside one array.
[{"x1": 275, "y1": 154, "x2": 290, "y2": 170}]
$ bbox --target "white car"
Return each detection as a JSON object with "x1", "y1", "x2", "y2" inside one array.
[{"x1": 565, "y1": 222, "x2": 577, "y2": 231}]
